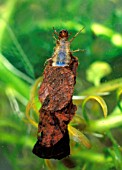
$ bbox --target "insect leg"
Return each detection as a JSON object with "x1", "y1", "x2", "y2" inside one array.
[
  {"x1": 52, "y1": 34, "x2": 58, "y2": 41},
  {"x1": 71, "y1": 49, "x2": 86, "y2": 53},
  {"x1": 69, "y1": 27, "x2": 85, "y2": 43},
  {"x1": 44, "y1": 58, "x2": 52, "y2": 66}
]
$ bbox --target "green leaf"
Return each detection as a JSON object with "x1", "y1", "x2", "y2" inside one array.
[
  {"x1": 82, "y1": 95, "x2": 108, "y2": 122},
  {"x1": 68, "y1": 125, "x2": 91, "y2": 149},
  {"x1": 86, "y1": 61, "x2": 112, "y2": 86},
  {"x1": 0, "y1": 53, "x2": 30, "y2": 99}
]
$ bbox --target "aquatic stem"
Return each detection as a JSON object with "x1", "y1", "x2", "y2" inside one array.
[{"x1": 87, "y1": 113, "x2": 122, "y2": 132}]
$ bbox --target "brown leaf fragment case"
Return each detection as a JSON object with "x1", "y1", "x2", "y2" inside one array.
[{"x1": 32, "y1": 28, "x2": 83, "y2": 159}]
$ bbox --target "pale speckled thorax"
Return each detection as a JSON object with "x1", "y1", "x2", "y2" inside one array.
[
  {"x1": 51, "y1": 28, "x2": 84, "y2": 67},
  {"x1": 52, "y1": 38, "x2": 71, "y2": 67}
]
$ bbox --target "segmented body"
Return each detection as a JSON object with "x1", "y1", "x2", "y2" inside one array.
[{"x1": 52, "y1": 39, "x2": 70, "y2": 66}]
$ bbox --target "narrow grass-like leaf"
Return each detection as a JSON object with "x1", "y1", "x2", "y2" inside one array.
[
  {"x1": 117, "y1": 87, "x2": 122, "y2": 111},
  {"x1": 107, "y1": 131, "x2": 122, "y2": 170},
  {"x1": 91, "y1": 23, "x2": 122, "y2": 47},
  {"x1": 88, "y1": 113, "x2": 122, "y2": 132},
  {"x1": 68, "y1": 125, "x2": 91, "y2": 149},
  {"x1": 70, "y1": 114, "x2": 87, "y2": 128},
  {"x1": 5, "y1": 23, "x2": 35, "y2": 78},
  {"x1": 0, "y1": 132, "x2": 34, "y2": 148},
  {"x1": 0, "y1": 53, "x2": 30, "y2": 99},
  {"x1": 81, "y1": 78, "x2": 122, "y2": 95},
  {"x1": 28, "y1": 76, "x2": 42, "y2": 115},
  {"x1": 1, "y1": 53, "x2": 34, "y2": 84},
  {"x1": 45, "y1": 160, "x2": 56, "y2": 170},
  {"x1": 26, "y1": 101, "x2": 38, "y2": 128},
  {"x1": 82, "y1": 95, "x2": 108, "y2": 122},
  {"x1": 74, "y1": 150, "x2": 112, "y2": 164},
  {"x1": 0, "y1": 119, "x2": 21, "y2": 131},
  {"x1": 0, "y1": 0, "x2": 18, "y2": 45}
]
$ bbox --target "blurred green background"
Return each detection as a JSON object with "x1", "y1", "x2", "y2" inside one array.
[{"x1": 0, "y1": 0, "x2": 122, "y2": 170}]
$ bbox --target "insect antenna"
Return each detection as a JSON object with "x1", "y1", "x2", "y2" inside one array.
[
  {"x1": 69, "y1": 26, "x2": 85, "y2": 43},
  {"x1": 52, "y1": 27, "x2": 59, "y2": 41},
  {"x1": 53, "y1": 27, "x2": 59, "y2": 36}
]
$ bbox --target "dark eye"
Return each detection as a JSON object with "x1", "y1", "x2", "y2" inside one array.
[
  {"x1": 64, "y1": 30, "x2": 68, "y2": 33},
  {"x1": 59, "y1": 30, "x2": 68, "y2": 38}
]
